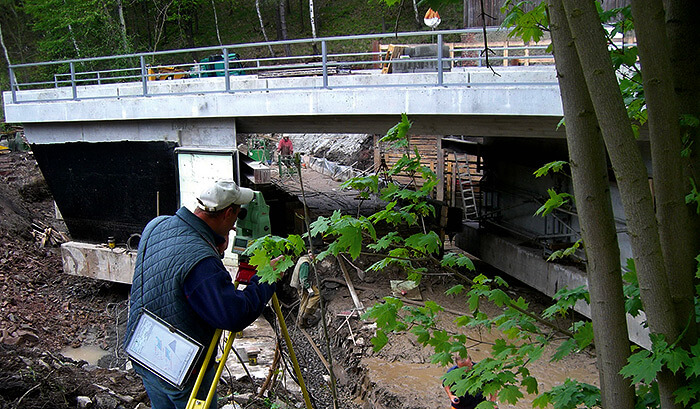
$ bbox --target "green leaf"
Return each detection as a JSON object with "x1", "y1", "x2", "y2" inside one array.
[
  {"x1": 441, "y1": 252, "x2": 476, "y2": 270},
  {"x1": 411, "y1": 326, "x2": 431, "y2": 345},
  {"x1": 368, "y1": 231, "x2": 402, "y2": 251},
  {"x1": 522, "y1": 376, "x2": 539, "y2": 395},
  {"x1": 446, "y1": 284, "x2": 466, "y2": 296},
  {"x1": 380, "y1": 113, "x2": 412, "y2": 144},
  {"x1": 621, "y1": 350, "x2": 661, "y2": 384},
  {"x1": 686, "y1": 178, "x2": 700, "y2": 214},
  {"x1": 498, "y1": 384, "x2": 524, "y2": 404},
  {"x1": 675, "y1": 385, "x2": 697, "y2": 407},
  {"x1": 431, "y1": 351, "x2": 454, "y2": 366},
  {"x1": 405, "y1": 231, "x2": 441, "y2": 255},
  {"x1": 533, "y1": 161, "x2": 568, "y2": 178},
  {"x1": 663, "y1": 347, "x2": 689, "y2": 374},
  {"x1": 532, "y1": 394, "x2": 551, "y2": 408},
  {"x1": 370, "y1": 329, "x2": 388, "y2": 352},
  {"x1": 552, "y1": 338, "x2": 577, "y2": 361},
  {"x1": 363, "y1": 297, "x2": 403, "y2": 330},
  {"x1": 546, "y1": 239, "x2": 582, "y2": 261},
  {"x1": 573, "y1": 322, "x2": 594, "y2": 350},
  {"x1": 488, "y1": 289, "x2": 511, "y2": 307},
  {"x1": 535, "y1": 189, "x2": 573, "y2": 216}
]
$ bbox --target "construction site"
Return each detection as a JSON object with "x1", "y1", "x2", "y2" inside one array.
[{"x1": 0, "y1": 127, "x2": 605, "y2": 409}]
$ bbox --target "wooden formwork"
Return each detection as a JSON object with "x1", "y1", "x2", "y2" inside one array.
[{"x1": 373, "y1": 135, "x2": 483, "y2": 210}]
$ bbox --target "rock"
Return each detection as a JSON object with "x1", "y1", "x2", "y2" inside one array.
[
  {"x1": 232, "y1": 392, "x2": 252, "y2": 404},
  {"x1": 94, "y1": 394, "x2": 119, "y2": 409},
  {"x1": 133, "y1": 404, "x2": 150, "y2": 409},
  {"x1": 76, "y1": 396, "x2": 92, "y2": 409}
]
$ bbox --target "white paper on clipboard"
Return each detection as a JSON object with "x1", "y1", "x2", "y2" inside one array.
[{"x1": 125, "y1": 309, "x2": 203, "y2": 388}]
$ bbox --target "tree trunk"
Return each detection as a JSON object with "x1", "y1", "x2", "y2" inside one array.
[
  {"x1": 630, "y1": 0, "x2": 697, "y2": 346},
  {"x1": 116, "y1": 0, "x2": 130, "y2": 52},
  {"x1": 663, "y1": 0, "x2": 700, "y2": 318},
  {"x1": 463, "y1": 0, "x2": 469, "y2": 28},
  {"x1": 412, "y1": 0, "x2": 420, "y2": 24},
  {"x1": 0, "y1": 20, "x2": 16, "y2": 89},
  {"x1": 278, "y1": 0, "x2": 291, "y2": 56},
  {"x1": 561, "y1": 0, "x2": 681, "y2": 407},
  {"x1": 546, "y1": 1, "x2": 635, "y2": 407},
  {"x1": 663, "y1": 0, "x2": 700, "y2": 182},
  {"x1": 256, "y1": 0, "x2": 275, "y2": 57},
  {"x1": 211, "y1": 0, "x2": 222, "y2": 46},
  {"x1": 309, "y1": 0, "x2": 319, "y2": 55},
  {"x1": 0, "y1": 22, "x2": 10, "y2": 68},
  {"x1": 309, "y1": 0, "x2": 317, "y2": 39},
  {"x1": 298, "y1": 0, "x2": 304, "y2": 27},
  {"x1": 152, "y1": 0, "x2": 174, "y2": 53}
]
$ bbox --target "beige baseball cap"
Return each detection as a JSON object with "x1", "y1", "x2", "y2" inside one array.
[{"x1": 196, "y1": 180, "x2": 255, "y2": 212}]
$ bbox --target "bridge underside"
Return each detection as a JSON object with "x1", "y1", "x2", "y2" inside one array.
[{"x1": 235, "y1": 114, "x2": 565, "y2": 138}]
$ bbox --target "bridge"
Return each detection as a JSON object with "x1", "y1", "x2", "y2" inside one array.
[{"x1": 4, "y1": 29, "x2": 564, "y2": 142}]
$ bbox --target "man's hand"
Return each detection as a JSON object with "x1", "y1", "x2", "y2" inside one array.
[{"x1": 269, "y1": 255, "x2": 286, "y2": 279}]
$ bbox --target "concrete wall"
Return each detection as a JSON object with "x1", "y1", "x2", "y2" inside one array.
[
  {"x1": 457, "y1": 225, "x2": 651, "y2": 349},
  {"x1": 24, "y1": 118, "x2": 237, "y2": 147}
]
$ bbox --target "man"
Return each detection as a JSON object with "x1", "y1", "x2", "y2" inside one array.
[
  {"x1": 276, "y1": 135, "x2": 293, "y2": 157},
  {"x1": 276, "y1": 135, "x2": 294, "y2": 171},
  {"x1": 290, "y1": 252, "x2": 320, "y2": 328},
  {"x1": 443, "y1": 356, "x2": 498, "y2": 409},
  {"x1": 125, "y1": 180, "x2": 278, "y2": 409}
]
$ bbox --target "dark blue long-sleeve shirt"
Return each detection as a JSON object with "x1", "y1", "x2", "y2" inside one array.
[{"x1": 183, "y1": 256, "x2": 276, "y2": 333}]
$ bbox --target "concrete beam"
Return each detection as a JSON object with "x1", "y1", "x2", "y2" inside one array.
[
  {"x1": 457, "y1": 226, "x2": 651, "y2": 349},
  {"x1": 61, "y1": 241, "x2": 136, "y2": 284}
]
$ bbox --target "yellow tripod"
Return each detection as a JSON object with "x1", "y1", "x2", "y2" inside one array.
[{"x1": 185, "y1": 293, "x2": 313, "y2": 409}]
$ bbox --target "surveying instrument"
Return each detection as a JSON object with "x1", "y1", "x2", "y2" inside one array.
[{"x1": 186, "y1": 191, "x2": 313, "y2": 409}]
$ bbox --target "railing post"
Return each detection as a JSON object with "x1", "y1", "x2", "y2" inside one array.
[
  {"x1": 9, "y1": 67, "x2": 17, "y2": 104},
  {"x1": 437, "y1": 34, "x2": 443, "y2": 86},
  {"x1": 140, "y1": 55, "x2": 148, "y2": 96},
  {"x1": 97, "y1": 71, "x2": 102, "y2": 85},
  {"x1": 322, "y1": 40, "x2": 328, "y2": 88},
  {"x1": 223, "y1": 48, "x2": 231, "y2": 92},
  {"x1": 70, "y1": 62, "x2": 77, "y2": 100}
]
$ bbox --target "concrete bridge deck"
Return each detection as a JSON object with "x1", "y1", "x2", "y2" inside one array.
[{"x1": 4, "y1": 66, "x2": 563, "y2": 139}]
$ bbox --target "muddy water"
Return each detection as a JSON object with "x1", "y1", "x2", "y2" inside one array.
[
  {"x1": 362, "y1": 359, "x2": 447, "y2": 408},
  {"x1": 60, "y1": 345, "x2": 110, "y2": 365},
  {"x1": 361, "y1": 309, "x2": 599, "y2": 409}
]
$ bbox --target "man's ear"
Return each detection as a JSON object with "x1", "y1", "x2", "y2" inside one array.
[{"x1": 227, "y1": 206, "x2": 239, "y2": 218}]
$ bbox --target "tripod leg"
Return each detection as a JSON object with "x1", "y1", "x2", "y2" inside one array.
[
  {"x1": 186, "y1": 329, "x2": 223, "y2": 409},
  {"x1": 272, "y1": 293, "x2": 313, "y2": 409}
]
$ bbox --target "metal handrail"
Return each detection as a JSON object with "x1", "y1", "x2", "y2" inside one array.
[{"x1": 7, "y1": 27, "x2": 561, "y2": 104}]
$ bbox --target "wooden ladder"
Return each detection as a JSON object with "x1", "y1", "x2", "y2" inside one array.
[{"x1": 453, "y1": 152, "x2": 479, "y2": 221}]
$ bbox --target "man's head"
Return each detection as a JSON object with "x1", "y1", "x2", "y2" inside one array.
[
  {"x1": 194, "y1": 180, "x2": 255, "y2": 236},
  {"x1": 455, "y1": 356, "x2": 473, "y2": 369},
  {"x1": 283, "y1": 135, "x2": 289, "y2": 140}
]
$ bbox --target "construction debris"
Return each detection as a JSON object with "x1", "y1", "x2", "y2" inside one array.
[{"x1": 31, "y1": 220, "x2": 69, "y2": 247}]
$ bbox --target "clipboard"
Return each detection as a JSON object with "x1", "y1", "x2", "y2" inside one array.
[{"x1": 125, "y1": 309, "x2": 204, "y2": 389}]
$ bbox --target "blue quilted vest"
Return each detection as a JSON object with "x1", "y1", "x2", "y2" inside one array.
[{"x1": 124, "y1": 207, "x2": 220, "y2": 350}]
